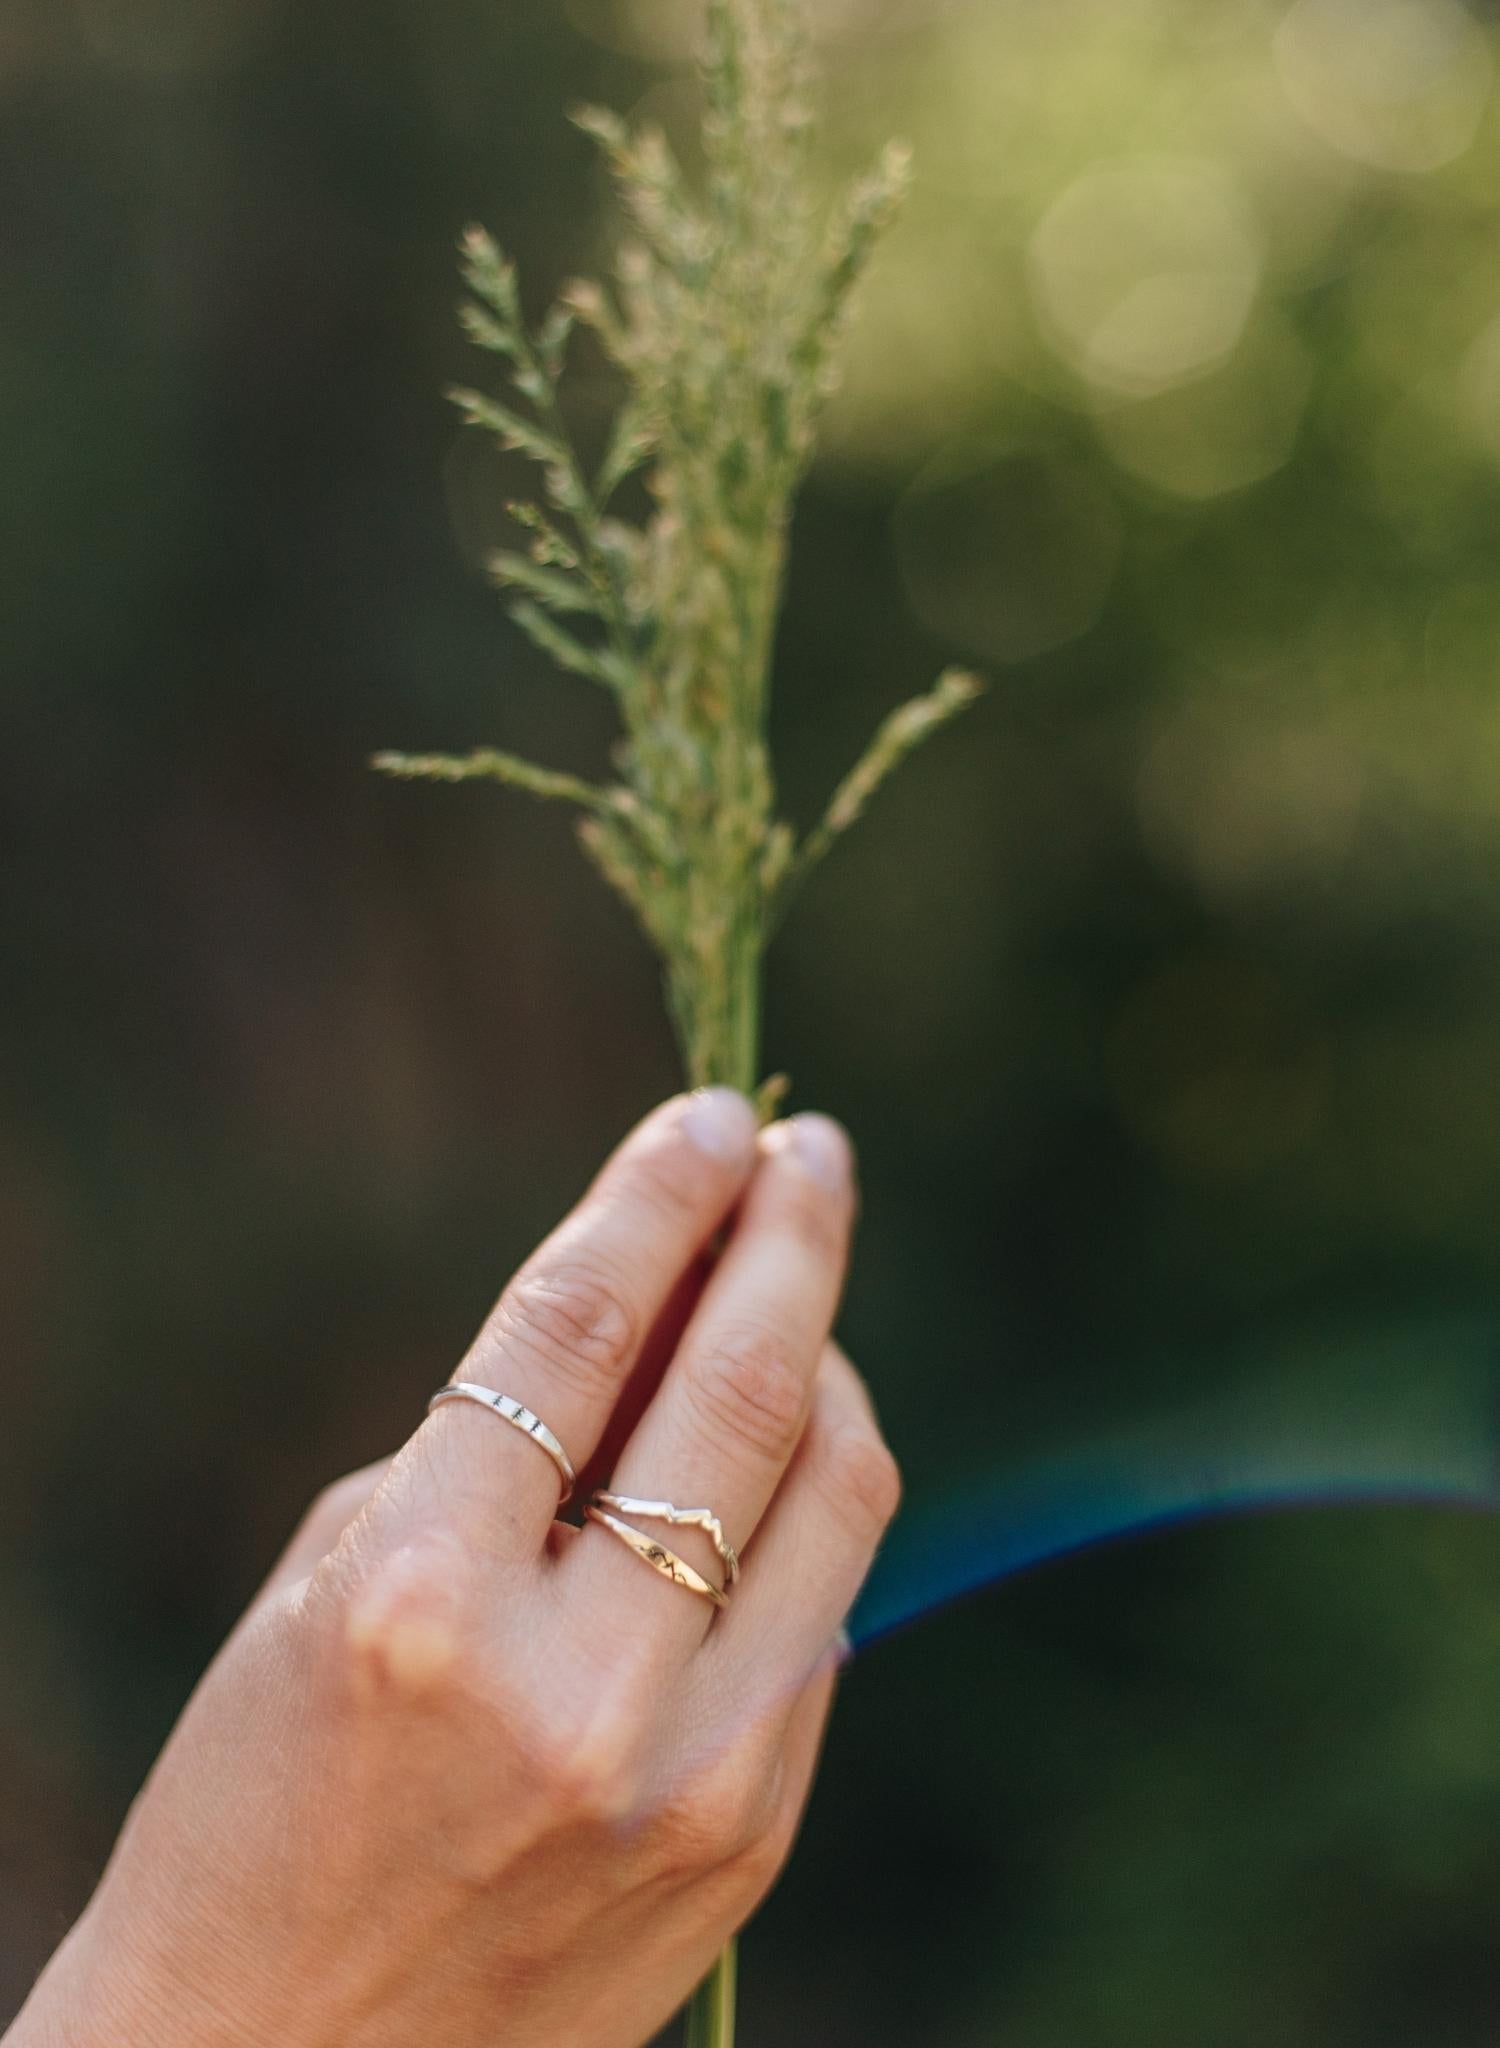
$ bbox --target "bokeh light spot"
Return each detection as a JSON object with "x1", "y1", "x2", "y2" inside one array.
[
  {"x1": 1274, "y1": 0, "x2": 1493, "y2": 175},
  {"x1": 1028, "y1": 157, "x2": 1264, "y2": 398},
  {"x1": 895, "y1": 438, "x2": 1122, "y2": 663},
  {"x1": 1138, "y1": 706, "x2": 1365, "y2": 898},
  {"x1": 1093, "y1": 314, "x2": 1312, "y2": 500}
]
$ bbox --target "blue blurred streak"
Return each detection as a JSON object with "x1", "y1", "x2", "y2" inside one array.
[{"x1": 852, "y1": 1320, "x2": 1500, "y2": 1648}]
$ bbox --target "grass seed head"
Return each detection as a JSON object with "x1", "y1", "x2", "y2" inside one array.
[{"x1": 376, "y1": 0, "x2": 983, "y2": 1089}]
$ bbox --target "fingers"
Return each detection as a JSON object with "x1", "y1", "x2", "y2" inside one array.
[
  {"x1": 713, "y1": 1342, "x2": 900, "y2": 1691},
  {"x1": 413, "y1": 1089, "x2": 760, "y2": 1556},
  {"x1": 570, "y1": 1115, "x2": 856, "y2": 1645}
]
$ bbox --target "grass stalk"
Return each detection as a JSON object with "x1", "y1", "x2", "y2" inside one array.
[{"x1": 686, "y1": 1933, "x2": 739, "y2": 2048}]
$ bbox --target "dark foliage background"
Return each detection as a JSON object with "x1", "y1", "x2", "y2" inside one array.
[{"x1": 8, "y1": 0, "x2": 1500, "y2": 2039}]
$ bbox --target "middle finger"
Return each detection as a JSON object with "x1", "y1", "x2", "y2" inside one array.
[{"x1": 570, "y1": 1113, "x2": 856, "y2": 1645}]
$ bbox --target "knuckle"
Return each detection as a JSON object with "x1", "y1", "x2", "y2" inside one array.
[
  {"x1": 816, "y1": 1420, "x2": 903, "y2": 1535},
  {"x1": 654, "y1": 1767, "x2": 776, "y2": 1876},
  {"x1": 737, "y1": 1795, "x2": 800, "y2": 1901},
  {"x1": 731, "y1": 1805, "x2": 790, "y2": 1896},
  {"x1": 523, "y1": 1703, "x2": 640, "y2": 1829},
  {"x1": 335, "y1": 1535, "x2": 472, "y2": 1707},
  {"x1": 306, "y1": 1467, "x2": 375, "y2": 1537},
  {"x1": 687, "y1": 1321, "x2": 809, "y2": 1465},
  {"x1": 490, "y1": 1255, "x2": 639, "y2": 1399}
]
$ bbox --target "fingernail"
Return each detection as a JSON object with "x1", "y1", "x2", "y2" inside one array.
[
  {"x1": 680, "y1": 1087, "x2": 758, "y2": 1161},
  {"x1": 783, "y1": 1112, "x2": 854, "y2": 1190},
  {"x1": 833, "y1": 1624, "x2": 855, "y2": 1667}
]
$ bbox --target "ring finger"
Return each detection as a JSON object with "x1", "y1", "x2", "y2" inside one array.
[{"x1": 405, "y1": 1088, "x2": 762, "y2": 1558}]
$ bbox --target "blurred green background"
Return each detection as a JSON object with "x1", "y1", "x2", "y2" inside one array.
[{"x1": 8, "y1": 0, "x2": 1500, "y2": 2039}]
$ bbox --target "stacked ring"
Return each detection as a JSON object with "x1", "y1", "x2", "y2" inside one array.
[
  {"x1": 591, "y1": 1492, "x2": 740, "y2": 1586},
  {"x1": 585, "y1": 1491, "x2": 738, "y2": 1611}
]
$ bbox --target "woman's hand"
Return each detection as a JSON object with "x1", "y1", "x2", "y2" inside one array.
[{"x1": 9, "y1": 1092, "x2": 900, "y2": 2048}]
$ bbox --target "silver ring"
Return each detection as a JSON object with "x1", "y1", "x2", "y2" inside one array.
[
  {"x1": 591, "y1": 1491, "x2": 739, "y2": 1586},
  {"x1": 427, "y1": 1382, "x2": 576, "y2": 1504}
]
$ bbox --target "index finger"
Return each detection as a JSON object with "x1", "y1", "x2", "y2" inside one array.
[{"x1": 409, "y1": 1089, "x2": 761, "y2": 1558}]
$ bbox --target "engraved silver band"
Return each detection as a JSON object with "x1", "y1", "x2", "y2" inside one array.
[{"x1": 427, "y1": 1382, "x2": 577, "y2": 1504}]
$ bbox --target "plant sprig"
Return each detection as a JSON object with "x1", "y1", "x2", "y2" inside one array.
[{"x1": 376, "y1": 0, "x2": 983, "y2": 1096}]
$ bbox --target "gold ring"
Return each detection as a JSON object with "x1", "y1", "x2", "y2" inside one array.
[
  {"x1": 584, "y1": 1505, "x2": 729, "y2": 1610},
  {"x1": 591, "y1": 1492, "x2": 740, "y2": 1586}
]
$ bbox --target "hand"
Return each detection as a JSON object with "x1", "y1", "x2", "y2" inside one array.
[{"x1": 10, "y1": 1091, "x2": 900, "y2": 2048}]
